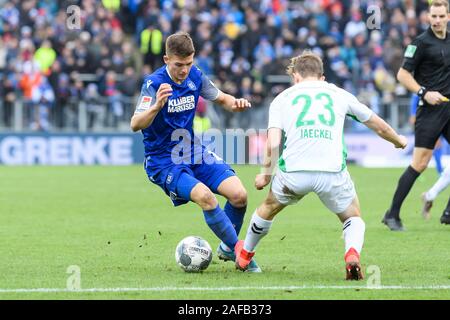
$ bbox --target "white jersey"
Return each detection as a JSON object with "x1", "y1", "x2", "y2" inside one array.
[{"x1": 268, "y1": 80, "x2": 373, "y2": 172}]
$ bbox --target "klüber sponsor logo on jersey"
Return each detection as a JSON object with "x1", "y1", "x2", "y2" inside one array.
[{"x1": 168, "y1": 95, "x2": 195, "y2": 113}]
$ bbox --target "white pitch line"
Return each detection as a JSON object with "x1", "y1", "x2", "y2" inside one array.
[{"x1": 0, "y1": 285, "x2": 450, "y2": 293}]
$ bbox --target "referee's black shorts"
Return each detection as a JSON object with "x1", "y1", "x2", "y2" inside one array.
[{"x1": 415, "y1": 100, "x2": 450, "y2": 149}]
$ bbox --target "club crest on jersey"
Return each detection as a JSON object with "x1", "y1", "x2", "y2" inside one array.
[{"x1": 187, "y1": 80, "x2": 196, "y2": 91}]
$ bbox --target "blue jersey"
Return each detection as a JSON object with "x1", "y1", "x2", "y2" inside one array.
[{"x1": 135, "y1": 65, "x2": 219, "y2": 167}]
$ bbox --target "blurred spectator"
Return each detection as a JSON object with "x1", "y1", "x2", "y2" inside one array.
[
  {"x1": 120, "y1": 66, "x2": 139, "y2": 121},
  {"x1": 196, "y1": 44, "x2": 214, "y2": 76},
  {"x1": 30, "y1": 76, "x2": 54, "y2": 131},
  {"x1": 19, "y1": 61, "x2": 42, "y2": 128},
  {"x1": 85, "y1": 83, "x2": 105, "y2": 130},
  {"x1": 121, "y1": 40, "x2": 141, "y2": 71},
  {"x1": 140, "y1": 25, "x2": 164, "y2": 70},
  {"x1": 374, "y1": 63, "x2": 397, "y2": 104},
  {"x1": 34, "y1": 39, "x2": 56, "y2": 75},
  {"x1": 0, "y1": 38, "x2": 7, "y2": 72},
  {"x1": 193, "y1": 97, "x2": 211, "y2": 134},
  {"x1": 1, "y1": 75, "x2": 16, "y2": 127},
  {"x1": 102, "y1": 70, "x2": 123, "y2": 128},
  {"x1": 65, "y1": 78, "x2": 84, "y2": 129},
  {"x1": 253, "y1": 36, "x2": 275, "y2": 70},
  {"x1": 339, "y1": 37, "x2": 357, "y2": 72},
  {"x1": 344, "y1": 10, "x2": 367, "y2": 39},
  {"x1": 102, "y1": 0, "x2": 120, "y2": 13},
  {"x1": 119, "y1": 66, "x2": 139, "y2": 97},
  {"x1": 48, "y1": 63, "x2": 70, "y2": 129}
]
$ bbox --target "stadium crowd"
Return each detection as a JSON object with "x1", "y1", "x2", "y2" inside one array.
[{"x1": 0, "y1": 0, "x2": 435, "y2": 131}]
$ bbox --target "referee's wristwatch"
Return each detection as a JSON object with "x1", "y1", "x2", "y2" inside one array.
[{"x1": 417, "y1": 86, "x2": 427, "y2": 99}]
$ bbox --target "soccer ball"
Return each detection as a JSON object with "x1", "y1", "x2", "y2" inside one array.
[{"x1": 175, "y1": 236, "x2": 213, "y2": 272}]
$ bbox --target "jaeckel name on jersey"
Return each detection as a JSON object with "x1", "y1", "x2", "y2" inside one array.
[{"x1": 299, "y1": 128, "x2": 333, "y2": 140}]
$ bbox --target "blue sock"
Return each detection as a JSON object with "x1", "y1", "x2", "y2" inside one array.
[
  {"x1": 434, "y1": 147, "x2": 443, "y2": 175},
  {"x1": 203, "y1": 205, "x2": 238, "y2": 250},
  {"x1": 224, "y1": 201, "x2": 246, "y2": 236}
]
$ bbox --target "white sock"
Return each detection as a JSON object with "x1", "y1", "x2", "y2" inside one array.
[
  {"x1": 343, "y1": 217, "x2": 365, "y2": 254},
  {"x1": 243, "y1": 211, "x2": 273, "y2": 252},
  {"x1": 426, "y1": 165, "x2": 450, "y2": 201}
]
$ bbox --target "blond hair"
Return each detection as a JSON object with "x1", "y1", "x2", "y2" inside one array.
[
  {"x1": 286, "y1": 51, "x2": 324, "y2": 78},
  {"x1": 429, "y1": 0, "x2": 449, "y2": 12}
]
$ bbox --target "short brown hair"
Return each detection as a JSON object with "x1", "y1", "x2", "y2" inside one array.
[
  {"x1": 429, "y1": 0, "x2": 449, "y2": 12},
  {"x1": 165, "y1": 32, "x2": 195, "y2": 57},
  {"x1": 286, "y1": 51, "x2": 324, "y2": 78}
]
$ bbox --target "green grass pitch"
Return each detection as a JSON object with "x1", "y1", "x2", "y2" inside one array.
[{"x1": 0, "y1": 165, "x2": 449, "y2": 299}]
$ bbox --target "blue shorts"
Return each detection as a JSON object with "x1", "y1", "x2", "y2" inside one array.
[{"x1": 144, "y1": 151, "x2": 235, "y2": 206}]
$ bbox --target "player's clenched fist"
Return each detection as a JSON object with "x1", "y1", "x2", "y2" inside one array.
[
  {"x1": 395, "y1": 135, "x2": 408, "y2": 149},
  {"x1": 255, "y1": 173, "x2": 271, "y2": 190},
  {"x1": 232, "y1": 98, "x2": 251, "y2": 112},
  {"x1": 155, "y1": 83, "x2": 173, "y2": 109}
]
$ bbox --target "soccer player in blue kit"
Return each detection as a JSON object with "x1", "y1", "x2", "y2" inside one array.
[{"x1": 130, "y1": 32, "x2": 261, "y2": 272}]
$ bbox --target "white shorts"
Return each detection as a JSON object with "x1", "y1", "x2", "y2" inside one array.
[{"x1": 271, "y1": 169, "x2": 356, "y2": 214}]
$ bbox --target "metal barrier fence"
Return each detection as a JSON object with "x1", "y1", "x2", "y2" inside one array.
[
  {"x1": 0, "y1": 95, "x2": 138, "y2": 133},
  {"x1": 0, "y1": 95, "x2": 413, "y2": 134}
]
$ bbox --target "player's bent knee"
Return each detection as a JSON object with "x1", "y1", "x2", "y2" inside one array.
[
  {"x1": 227, "y1": 188, "x2": 248, "y2": 208},
  {"x1": 412, "y1": 150, "x2": 433, "y2": 173},
  {"x1": 258, "y1": 204, "x2": 278, "y2": 220},
  {"x1": 258, "y1": 195, "x2": 284, "y2": 220},
  {"x1": 337, "y1": 200, "x2": 361, "y2": 222},
  {"x1": 191, "y1": 185, "x2": 218, "y2": 210}
]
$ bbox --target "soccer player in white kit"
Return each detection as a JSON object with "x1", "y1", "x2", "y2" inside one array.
[
  {"x1": 421, "y1": 164, "x2": 450, "y2": 222},
  {"x1": 234, "y1": 51, "x2": 408, "y2": 280}
]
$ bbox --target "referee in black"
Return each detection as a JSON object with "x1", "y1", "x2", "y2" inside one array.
[{"x1": 383, "y1": 0, "x2": 450, "y2": 231}]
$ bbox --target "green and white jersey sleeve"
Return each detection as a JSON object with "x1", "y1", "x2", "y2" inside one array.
[{"x1": 268, "y1": 81, "x2": 373, "y2": 173}]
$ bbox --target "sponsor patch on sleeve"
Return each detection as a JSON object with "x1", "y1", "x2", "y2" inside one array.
[
  {"x1": 404, "y1": 45, "x2": 417, "y2": 58},
  {"x1": 135, "y1": 96, "x2": 152, "y2": 113}
]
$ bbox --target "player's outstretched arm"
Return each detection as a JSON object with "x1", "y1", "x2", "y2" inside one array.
[
  {"x1": 130, "y1": 83, "x2": 172, "y2": 132},
  {"x1": 214, "y1": 91, "x2": 251, "y2": 112},
  {"x1": 363, "y1": 113, "x2": 407, "y2": 149},
  {"x1": 255, "y1": 128, "x2": 282, "y2": 190}
]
